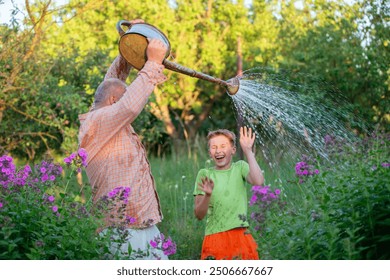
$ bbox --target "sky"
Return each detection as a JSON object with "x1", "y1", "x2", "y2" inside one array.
[
  {"x1": 0, "y1": 0, "x2": 19, "y2": 24},
  {"x1": 0, "y1": 0, "x2": 68, "y2": 24},
  {"x1": 1, "y1": 0, "x2": 254, "y2": 25}
]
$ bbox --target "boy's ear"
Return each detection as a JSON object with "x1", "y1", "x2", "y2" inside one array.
[{"x1": 232, "y1": 146, "x2": 237, "y2": 154}]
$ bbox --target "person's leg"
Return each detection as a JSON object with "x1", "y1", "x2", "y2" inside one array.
[
  {"x1": 127, "y1": 225, "x2": 169, "y2": 260},
  {"x1": 100, "y1": 226, "x2": 168, "y2": 260}
]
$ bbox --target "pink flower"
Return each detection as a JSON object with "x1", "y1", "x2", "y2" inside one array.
[
  {"x1": 48, "y1": 195, "x2": 55, "y2": 203},
  {"x1": 52, "y1": 205, "x2": 58, "y2": 212}
]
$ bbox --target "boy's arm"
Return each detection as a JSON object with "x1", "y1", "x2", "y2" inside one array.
[
  {"x1": 194, "y1": 177, "x2": 214, "y2": 220},
  {"x1": 194, "y1": 195, "x2": 211, "y2": 220},
  {"x1": 243, "y1": 148, "x2": 264, "y2": 185},
  {"x1": 240, "y1": 126, "x2": 264, "y2": 185}
]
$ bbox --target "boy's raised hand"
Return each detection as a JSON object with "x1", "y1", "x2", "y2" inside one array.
[
  {"x1": 198, "y1": 177, "x2": 214, "y2": 196},
  {"x1": 239, "y1": 126, "x2": 255, "y2": 153}
]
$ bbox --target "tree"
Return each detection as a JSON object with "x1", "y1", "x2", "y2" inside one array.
[{"x1": 0, "y1": 0, "x2": 103, "y2": 160}]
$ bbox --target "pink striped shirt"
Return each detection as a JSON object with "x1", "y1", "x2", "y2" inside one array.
[{"x1": 78, "y1": 56, "x2": 167, "y2": 229}]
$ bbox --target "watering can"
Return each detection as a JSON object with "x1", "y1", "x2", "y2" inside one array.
[{"x1": 116, "y1": 20, "x2": 240, "y2": 95}]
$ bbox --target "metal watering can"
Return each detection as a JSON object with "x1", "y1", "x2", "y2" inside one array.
[{"x1": 116, "y1": 20, "x2": 239, "y2": 95}]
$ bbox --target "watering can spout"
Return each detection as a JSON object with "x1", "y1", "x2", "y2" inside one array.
[{"x1": 225, "y1": 77, "x2": 240, "y2": 95}]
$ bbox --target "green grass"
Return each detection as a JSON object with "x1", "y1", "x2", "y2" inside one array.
[
  {"x1": 2, "y1": 133, "x2": 389, "y2": 260},
  {"x1": 150, "y1": 154, "x2": 206, "y2": 260}
]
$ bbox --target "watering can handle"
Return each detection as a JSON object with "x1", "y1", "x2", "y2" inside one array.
[{"x1": 116, "y1": 20, "x2": 132, "y2": 36}]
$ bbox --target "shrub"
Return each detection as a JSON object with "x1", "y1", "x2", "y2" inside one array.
[
  {"x1": 251, "y1": 132, "x2": 390, "y2": 259},
  {"x1": 0, "y1": 153, "x2": 109, "y2": 259},
  {"x1": 0, "y1": 150, "x2": 177, "y2": 260}
]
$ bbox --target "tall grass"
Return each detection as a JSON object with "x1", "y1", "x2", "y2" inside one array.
[
  {"x1": 150, "y1": 132, "x2": 389, "y2": 260},
  {"x1": 1, "y1": 132, "x2": 388, "y2": 259},
  {"x1": 251, "y1": 133, "x2": 390, "y2": 260},
  {"x1": 150, "y1": 152, "x2": 207, "y2": 260}
]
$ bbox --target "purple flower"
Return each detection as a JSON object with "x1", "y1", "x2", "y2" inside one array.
[
  {"x1": 41, "y1": 174, "x2": 49, "y2": 182},
  {"x1": 150, "y1": 240, "x2": 158, "y2": 248},
  {"x1": 249, "y1": 194, "x2": 257, "y2": 206},
  {"x1": 48, "y1": 195, "x2": 55, "y2": 203},
  {"x1": 24, "y1": 165, "x2": 32, "y2": 173},
  {"x1": 295, "y1": 156, "x2": 319, "y2": 182},
  {"x1": 126, "y1": 216, "x2": 136, "y2": 224},
  {"x1": 0, "y1": 202, "x2": 3, "y2": 208},
  {"x1": 52, "y1": 205, "x2": 58, "y2": 212},
  {"x1": 107, "y1": 186, "x2": 131, "y2": 203},
  {"x1": 259, "y1": 187, "x2": 268, "y2": 194},
  {"x1": 249, "y1": 185, "x2": 283, "y2": 235},
  {"x1": 149, "y1": 233, "x2": 177, "y2": 257},
  {"x1": 64, "y1": 149, "x2": 88, "y2": 171}
]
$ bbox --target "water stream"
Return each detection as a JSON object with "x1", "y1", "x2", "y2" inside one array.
[{"x1": 229, "y1": 67, "x2": 362, "y2": 169}]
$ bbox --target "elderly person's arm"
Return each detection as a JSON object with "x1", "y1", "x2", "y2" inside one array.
[{"x1": 104, "y1": 55, "x2": 132, "y2": 82}]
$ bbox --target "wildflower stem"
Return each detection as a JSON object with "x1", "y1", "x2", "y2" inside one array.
[{"x1": 61, "y1": 167, "x2": 75, "y2": 205}]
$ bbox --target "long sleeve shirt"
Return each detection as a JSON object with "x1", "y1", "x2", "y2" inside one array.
[{"x1": 78, "y1": 55, "x2": 167, "y2": 229}]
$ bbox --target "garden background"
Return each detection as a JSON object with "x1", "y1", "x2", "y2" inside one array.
[{"x1": 0, "y1": 0, "x2": 389, "y2": 260}]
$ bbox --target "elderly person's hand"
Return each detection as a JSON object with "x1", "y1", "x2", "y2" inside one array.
[
  {"x1": 129, "y1": 19, "x2": 144, "y2": 25},
  {"x1": 146, "y1": 38, "x2": 168, "y2": 64}
]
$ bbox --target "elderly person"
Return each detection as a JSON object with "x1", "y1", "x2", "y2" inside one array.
[{"x1": 78, "y1": 19, "x2": 168, "y2": 259}]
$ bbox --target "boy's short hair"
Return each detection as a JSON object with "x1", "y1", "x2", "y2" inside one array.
[{"x1": 207, "y1": 129, "x2": 236, "y2": 147}]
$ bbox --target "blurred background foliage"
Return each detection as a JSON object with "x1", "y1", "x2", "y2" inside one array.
[{"x1": 0, "y1": 0, "x2": 388, "y2": 161}]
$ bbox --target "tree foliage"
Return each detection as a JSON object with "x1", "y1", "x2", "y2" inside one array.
[{"x1": 0, "y1": 0, "x2": 388, "y2": 160}]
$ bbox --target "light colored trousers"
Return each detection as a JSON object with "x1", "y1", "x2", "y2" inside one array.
[{"x1": 100, "y1": 225, "x2": 168, "y2": 260}]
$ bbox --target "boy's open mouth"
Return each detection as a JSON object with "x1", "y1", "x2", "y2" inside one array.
[{"x1": 215, "y1": 154, "x2": 225, "y2": 160}]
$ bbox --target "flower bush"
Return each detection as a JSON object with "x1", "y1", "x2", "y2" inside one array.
[
  {"x1": 249, "y1": 185, "x2": 284, "y2": 235},
  {"x1": 294, "y1": 154, "x2": 320, "y2": 183},
  {"x1": 0, "y1": 149, "x2": 177, "y2": 260},
  {"x1": 0, "y1": 154, "x2": 109, "y2": 259},
  {"x1": 252, "y1": 132, "x2": 390, "y2": 260}
]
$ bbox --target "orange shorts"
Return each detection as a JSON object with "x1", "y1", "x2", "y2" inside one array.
[{"x1": 201, "y1": 227, "x2": 259, "y2": 260}]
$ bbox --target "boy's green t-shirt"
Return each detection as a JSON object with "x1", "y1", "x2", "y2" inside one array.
[{"x1": 193, "y1": 160, "x2": 250, "y2": 236}]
